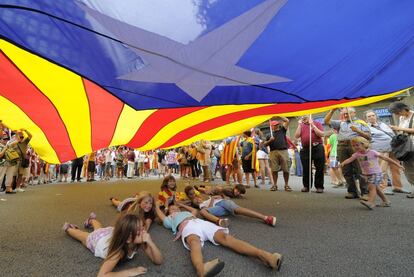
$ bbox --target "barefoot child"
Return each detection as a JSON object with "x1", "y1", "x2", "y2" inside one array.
[
  {"x1": 155, "y1": 201, "x2": 283, "y2": 277},
  {"x1": 341, "y1": 137, "x2": 404, "y2": 209},
  {"x1": 63, "y1": 213, "x2": 163, "y2": 276}
]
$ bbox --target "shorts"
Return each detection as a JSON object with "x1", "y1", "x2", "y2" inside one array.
[
  {"x1": 60, "y1": 164, "x2": 69, "y2": 174},
  {"x1": 329, "y1": 157, "x2": 339, "y2": 168},
  {"x1": 269, "y1": 149, "x2": 289, "y2": 173},
  {"x1": 257, "y1": 150, "x2": 269, "y2": 160},
  {"x1": 117, "y1": 197, "x2": 136, "y2": 212},
  {"x1": 361, "y1": 173, "x2": 383, "y2": 186},
  {"x1": 87, "y1": 161, "x2": 95, "y2": 173},
  {"x1": 181, "y1": 218, "x2": 229, "y2": 250},
  {"x1": 241, "y1": 159, "x2": 254, "y2": 173},
  {"x1": 86, "y1": 227, "x2": 113, "y2": 259},
  {"x1": 206, "y1": 200, "x2": 239, "y2": 217},
  {"x1": 167, "y1": 164, "x2": 175, "y2": 169},
  {"x1": 18, "y1": 166, "x2": 30, "y2": 178}
]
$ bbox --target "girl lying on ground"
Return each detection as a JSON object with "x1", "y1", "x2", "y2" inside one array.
[
  {"x1": 155, "y1": 201, "x2": 282, "y2": 277},
  {"x1": 63, "y1": 212, "x2": 163, "y2": 276},
  {"x1": 184, "y1": 185, "x2": 276, "y2": 228},
  {"x1": 110, "y1": 191, "x2": 156, "y2": 231}
]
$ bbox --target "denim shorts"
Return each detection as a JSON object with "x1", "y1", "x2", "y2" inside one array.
[
  {"x1": 361, "y1": 173, "x2": 383, "y2": 186},
  {"x1": 206, "y1": 200, "x2": 239, "y2": 216}
]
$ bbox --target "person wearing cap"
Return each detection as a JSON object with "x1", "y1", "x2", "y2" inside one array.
[
  {"x1": 324, "y1": 107, "x2": 371, "y2": 199},
  {"x1": 264, "y1": 117, "x2": 293, "y2": 192},
  {"x1": 294, "y1": 115, "x2": 325, "y2": 193}
]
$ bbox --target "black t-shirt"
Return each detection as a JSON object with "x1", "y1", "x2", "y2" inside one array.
[
  {"x1": 267, "y1": 127, "x2": 288, "y2": 150},
  {"x1": 157, "y1": 152, "x2": 166, "y2": 162}
]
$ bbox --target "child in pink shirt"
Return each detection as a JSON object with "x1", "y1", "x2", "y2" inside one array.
[{"x1": 341, "y1": 137, "x2": 404, "y2": 209}]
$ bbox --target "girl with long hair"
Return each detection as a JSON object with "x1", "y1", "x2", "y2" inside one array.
[{"x1": 63, "y1": 213, "x2": 162, "y2": 276}]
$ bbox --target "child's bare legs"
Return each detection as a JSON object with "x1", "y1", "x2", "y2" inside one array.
[
  {"x1": 90, "y1": 219, "x2": 103, "y2": 230},
  {"x1": 376, "y1": 186, "x2": 389, "y2": 203},
  {"x1": 199, "y1": 209, "x2": 219, "y2": 222},
  {"x1": 213, "y1": 231, "x2": 281, "y2": 269},
  {"x1": 245, "y1": 173, "x2": 251, "y2": 187},
  {"x1": 258, "y1": 160, "x2": 266, "y2": 185},
  {"x1": 186, "y1": 235, "x2": 205, "y2": 277},
  {"x1": 329, "y1": 168, "x2": 340, "y2": 184},
  {"x1": 234, "y1": 207, "x2": 266, "y2": 221},
  {"x1": 366, "y1": 183, "x2": 377, "y2": 203},
  {"x1": 110, "y1": 197, "x2": 121, "y2": 208},
  {"x1": 66, "y1": 228, "x2": 89, "y2": 247}
]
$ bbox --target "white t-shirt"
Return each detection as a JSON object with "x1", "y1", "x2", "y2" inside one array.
[{"x1": 199, "y1": 197, "x2": 223, "y2": 209}]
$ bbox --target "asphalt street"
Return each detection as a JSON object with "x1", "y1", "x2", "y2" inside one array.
[{"x1": 1, "y1": 175, "x2": 414, "y2": 277}]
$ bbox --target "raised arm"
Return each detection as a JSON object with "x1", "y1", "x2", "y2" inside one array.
[
  {"x1": 294, "y1": 122, "x2": 301, "y2": 140},
  {"x1": 324, "y1": 108, "x2": 338, "y2": 126},
  {"x1": 280, "y1": 116, "x2": 289, "y2": 129}
]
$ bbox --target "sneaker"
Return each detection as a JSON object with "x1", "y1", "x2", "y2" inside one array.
[
  {"x1": 406, "y1": 192, "x2": 414, "y2": 199},
  {"x1": 301, "y1": 187, "x2": 309, "y2": 192},
  {"x1": 218, "y1": 218, "x2": 230, "y2": 228},
  {"x1": 265, "y1": 216, "x2": 277, "y2": 227},
  {"x1": 84, "y1": 212, "x2": 97, "y2": 229},
  {"x1": 383, "y1": 189, "x2": 394, "y2": 195},
  {"x1": 62, "y1": 222, "x2": 79, "y2": 232},
  {"x1": 16, "y1": 188, "x2": 25, "y2": 192},
  {"x1": 376, "y1": 201, "x2": 391, "y2": 207},
  {"x1": 360, "y1": 200, "x2": 375, "y2": 210},
  {"x1": 315, "y1": 188, "x2": 324, "y2": 193}
]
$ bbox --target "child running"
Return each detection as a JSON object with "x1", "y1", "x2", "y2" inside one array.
[
  {"x1": 184, "y1": 185, "x2": 276, "y2": 227},
  {"x1": 110, "y1": 191, "x2": 156, "y2": 231},
  {"x1": 155, "y1": 201, "x2": 282, "y2": 277},
  {"x1": 341, "y1": 137, "x2": 404, "y2": 209},
  {"x1": 63, "y1": 213, "x2": 163, "y2": 276}
]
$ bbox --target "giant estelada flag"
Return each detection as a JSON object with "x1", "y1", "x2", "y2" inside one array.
[{"x1": 0, "y1": 0, "x2": 413, "y2": 163}]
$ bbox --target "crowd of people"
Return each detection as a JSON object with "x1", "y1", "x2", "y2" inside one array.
[
  {"x1": 2, "y1": 101, "x2": 414, "y2": 276},
  {"x1": 1, "y1": 102, "x2": 414, "y2": 207}
]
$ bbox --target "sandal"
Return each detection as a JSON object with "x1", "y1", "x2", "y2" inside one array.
[
  {"x1": 84, "y1": 212, "x2": 97, "y2": 229},
  {"x1": 62, "y1": 222, "x2": 79, "y2": 232},
  {"x1": 204, "y1": 258, "x2": 225, "y2": 277},
  {"x1": 270, "y1": 186, "x2": 278, "y2": 191},
  {"x1": 284, "y1": 185, "x2": 292, "y2": 192}
]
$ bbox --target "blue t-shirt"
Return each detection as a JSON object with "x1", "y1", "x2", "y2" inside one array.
[{"x1": 163, "y1": 211, "x2": 193, "y2": 234}]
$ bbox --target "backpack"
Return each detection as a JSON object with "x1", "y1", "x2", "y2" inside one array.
[{"x1": 5, "y1": 148, "x2": 20, "y2": 163}]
